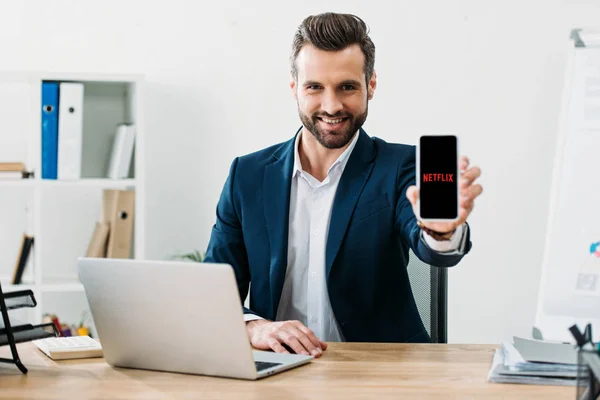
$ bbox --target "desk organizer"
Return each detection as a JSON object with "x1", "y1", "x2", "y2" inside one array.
[
  {"x1": 0, "y1": 283, "x2": 59, "y2": 373},
  {"x1": 571, "y1": 323, "x2": 600, "y2": 400},
  {"x1": 576, "y1": 349, "x2": 600, "y2": 400}
]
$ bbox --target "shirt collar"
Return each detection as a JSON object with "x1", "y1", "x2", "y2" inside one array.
[{"x1": 292, "y1": 129, "x2": 360, "y2": 178}]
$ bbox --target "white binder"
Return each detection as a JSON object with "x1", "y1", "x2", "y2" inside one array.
[
  {"x1": 57, "y1": 82, "x2": 84, "y2": 180},
  {"x1": 107, "y1": 124, "x2": 135, "y2": 179}
]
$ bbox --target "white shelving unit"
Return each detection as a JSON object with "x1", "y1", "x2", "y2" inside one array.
[{"x1": 0, "y1": 71, "x2": 145, "y2": 335}]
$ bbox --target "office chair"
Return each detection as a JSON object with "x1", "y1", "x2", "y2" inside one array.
[{"x1": 406, "y1": 250, "x2": 448, "y2": 343}]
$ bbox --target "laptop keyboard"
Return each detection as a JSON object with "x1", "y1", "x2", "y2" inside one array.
[{"x1": 255, "y1": 361, "x2": 283, "y2": 371}]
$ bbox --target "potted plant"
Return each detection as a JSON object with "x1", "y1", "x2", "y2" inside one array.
[{"x1": 171, "y1": 250, "x2": 205, "y2": 262}]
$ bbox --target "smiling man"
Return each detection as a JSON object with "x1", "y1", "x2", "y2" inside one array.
[{"x1": 204, "y1": 13, "x2": 483, "y2": 357}]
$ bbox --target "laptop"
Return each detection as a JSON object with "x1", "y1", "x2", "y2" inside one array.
[{"x1": 77, "y1": 257, "x2": 313, "y2": 380}]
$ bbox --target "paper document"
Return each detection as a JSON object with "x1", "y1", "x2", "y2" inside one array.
[
  {"x1": 487, "y1": 339, "x2": 584, "y2": 386},
  {"x1": 487, "y1": 349, "x2": 578, "y2": 386},
  {"x1": 513, "y1": 336, "x2": 578, "y2": 365}
]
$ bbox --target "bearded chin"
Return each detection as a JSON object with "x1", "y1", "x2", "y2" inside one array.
[{"x1": 299, "y1": 105, "x2": 368, "y2": 150}]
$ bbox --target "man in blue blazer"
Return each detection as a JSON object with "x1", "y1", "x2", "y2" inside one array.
[{"x1": 204, "y1": 13, "x2": 483, "y2": 357}]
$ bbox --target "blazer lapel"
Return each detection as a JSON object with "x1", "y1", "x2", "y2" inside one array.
[
  {"x1": 263, "y1": 134, "x2": 296, "y2": 319},
  {"x1": 326, "y1": 129, "x2": 376, "y2": 281}
]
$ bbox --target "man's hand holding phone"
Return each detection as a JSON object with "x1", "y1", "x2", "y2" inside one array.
[{"x1": 406, "y1": 135, "x2": 483, "y2": 236}]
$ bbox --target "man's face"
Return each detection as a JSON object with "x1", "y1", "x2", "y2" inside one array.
[{"x1": 291, "y1": 43, "x2": 376, "y2": 149}]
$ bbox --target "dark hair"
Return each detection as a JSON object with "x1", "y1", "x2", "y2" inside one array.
[{"x1": 290, "y1": 12, "x2": 375, "y2": 82}]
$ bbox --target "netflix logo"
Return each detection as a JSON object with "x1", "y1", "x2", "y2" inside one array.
[{"x1": 422, "y1": 173, "x2": 454, "y2": 182}]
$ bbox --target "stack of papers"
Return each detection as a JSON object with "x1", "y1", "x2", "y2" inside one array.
[{"x1": 487, "y1": 336, "x2": 583, "y2": 386}]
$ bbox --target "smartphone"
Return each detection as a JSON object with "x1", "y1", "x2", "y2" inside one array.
[{"x1": 416, "y1": 135, "x2": 459, "y2": 222}]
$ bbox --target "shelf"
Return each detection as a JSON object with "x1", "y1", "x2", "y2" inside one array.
[
  {"x1": 40, "y1": 283, "x2": 84, "y2": 292},
  {"x1": 39, "y1": 179, "x2": 136, "y2": 189},
  {"x1": 0, "y1": 180, "x2": 35, "y2": 187},
  {"x1": 0, "y1": 282, "x2": 85, "y2": 292},
  {"x1": 0, "y1": 283, "x2": 35, "y2": 292},
  {"x1": 0, "y1": 179, "x2": 136, "y2": 189},
  {"x1": 0, "y1": 71, "x2": 142, "y2": 84},
  {"x1": 40, "y1": 71, "x2": 143, "y2": 83},
  {"x1": 0, "y1": 70, "x2": 143, "y2": 373}
]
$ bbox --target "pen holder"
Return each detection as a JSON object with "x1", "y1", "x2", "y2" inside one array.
[
  {"x1": 570, "y1": 323, "x2": 600, "y2": 400},
  {"x1": 575, "y1": 349, "x2": 600, "y2": 400}
]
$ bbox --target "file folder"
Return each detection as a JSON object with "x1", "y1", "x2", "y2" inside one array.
[
  {"x1": 41, "y1": 82, "x2": 59, "y2": 180},
  {"x1": 85, "y1": 221, "x2": 110, "y2": 258},
  {"x1": 104, "y1": 189, "x2": 135, "y2": 258},
  {"x1": 57, "y1": 82, "x2": 84, "y2": 180}
]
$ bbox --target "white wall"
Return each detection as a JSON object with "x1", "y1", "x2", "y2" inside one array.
[{"x1": 1, "y1": 0, "x2": 599, "y2": 343}]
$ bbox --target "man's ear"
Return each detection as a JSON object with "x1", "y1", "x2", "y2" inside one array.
[
  {"x1": 290, "y1": 72, "x2": 297, "y2": 99},
  {"x1": 367, "y1": 70, "x2": 377, "y2": 100}
]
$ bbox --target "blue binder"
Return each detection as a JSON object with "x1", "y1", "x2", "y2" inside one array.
[{"x1": 41, "y1": 82, "x2": 59, "y2": 180}]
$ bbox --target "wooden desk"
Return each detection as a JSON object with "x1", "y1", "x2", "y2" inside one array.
[{"x1": 0, "y1": 342, "x2": 572, "y2": 399}]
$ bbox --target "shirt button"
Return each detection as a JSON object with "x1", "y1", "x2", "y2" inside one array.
[
  {"x1": 313, "y1": 229, "x2": 319, "y2": 235},
  {"x1": 311, "y1": 317, "x2": 318, "y2": 323},
  {"x1": 311, "y1": 271, "x2": 317, "y2": 278}
]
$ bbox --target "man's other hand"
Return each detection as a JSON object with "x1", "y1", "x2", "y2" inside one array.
[{"x1": 246, "y1": 319, "x2": 327, "y2": 357}]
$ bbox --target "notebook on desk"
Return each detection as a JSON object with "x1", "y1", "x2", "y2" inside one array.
[
  {"x1": 33, "y1": 336, "x2": 103, "y2": 360},
  {"x1": 77, "y1": 257, "x2": 313, "y2": 380}
]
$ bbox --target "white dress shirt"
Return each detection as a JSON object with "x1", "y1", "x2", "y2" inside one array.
[{"x1": 245, "y1": 131, "x2": 467, "y2": 342}]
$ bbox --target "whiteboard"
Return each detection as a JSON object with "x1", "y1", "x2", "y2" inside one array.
[{"x1": 534, "y1": 29, "x2": 600, "y2": 343}]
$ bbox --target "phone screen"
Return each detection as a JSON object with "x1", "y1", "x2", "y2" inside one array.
[{"x1": 418, "y1": 135, "x2": 458, "y2": 220}]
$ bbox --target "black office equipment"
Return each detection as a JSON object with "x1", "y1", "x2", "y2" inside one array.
[
  {"x1": 570, "y1": 323, "x2": 600, "y2": 400},
  {"x1": 0, "y1": 283, "x2": 59, "y2": 373}
]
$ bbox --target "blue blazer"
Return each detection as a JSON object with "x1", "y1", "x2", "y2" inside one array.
[{"x1": 204, "y1": 128, "x2": 471, "y2": 343}]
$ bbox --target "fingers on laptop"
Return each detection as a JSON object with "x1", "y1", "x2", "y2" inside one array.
[
  {"x1": 286, "y1": 327, "x2": 322, "y2": 357},
  {"x1": 267, "y1": 321, "x2": 324, "y2": 357},
  {"x1": 267, "y1": 337, "x2": 290, "y2": 354},
  {"x1": 279, "y1": 333, "x2": 311, "y2": 356},
  {"x1": 292, "y1": 322, "x2": 325, "y2": 353}
]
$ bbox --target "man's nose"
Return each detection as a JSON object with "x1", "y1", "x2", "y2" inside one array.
[{"x1": 321, "y1": 90, "x2": 343, "y2": 116}]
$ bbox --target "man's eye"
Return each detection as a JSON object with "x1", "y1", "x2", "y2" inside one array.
[
  {"x1": 308, "y1": 85, "x2": 321, "y2": 90},
  {"x1": 342, "y1": 85, "x2": 356, "y2": 91}
]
